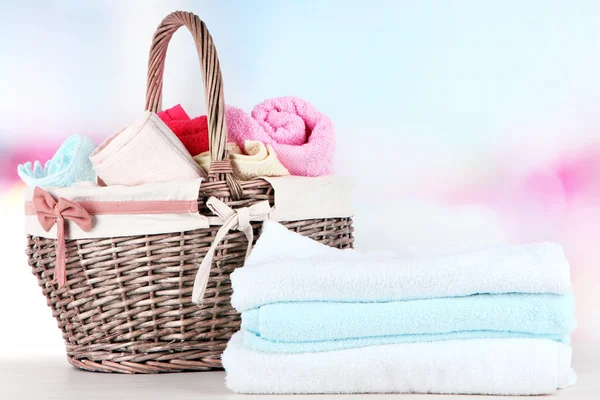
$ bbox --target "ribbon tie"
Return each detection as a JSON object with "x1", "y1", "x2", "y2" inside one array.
[
  {"x1": 192, "y1": 196, "x2": 271, "y2": 303},
  {"x1": 32, "y1": 187, "x2": 93, "y2": 287}
]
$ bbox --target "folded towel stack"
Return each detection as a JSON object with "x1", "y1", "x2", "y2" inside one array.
[{"x1": 223, "y1": 221, "x2": 577, "y2": 395}]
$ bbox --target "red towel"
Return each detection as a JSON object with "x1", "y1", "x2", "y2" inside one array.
[{"x1": 157, "y1": 104, "x2": 209, "y2": 156}]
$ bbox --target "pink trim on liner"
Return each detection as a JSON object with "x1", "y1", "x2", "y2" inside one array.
[
  {"x1": 24, "y1": 200, "x2": 198, "y2": 216},
  {"x1": 25, "y1": 188, "x2": 200, "y2": 289}
]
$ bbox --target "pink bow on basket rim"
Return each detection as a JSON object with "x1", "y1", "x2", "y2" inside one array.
[{"x1": 32, "y1": 187, "x2": 93, "y2": 287}]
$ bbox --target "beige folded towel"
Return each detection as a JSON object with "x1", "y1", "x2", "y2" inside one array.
[{"x1": 194, "y1": 140, "x2": 289, "y2": 181}]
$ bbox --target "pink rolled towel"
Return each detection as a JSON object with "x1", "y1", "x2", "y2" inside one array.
[{"x1": 226, "y1": 97, "x2": 334, "y2": 177}]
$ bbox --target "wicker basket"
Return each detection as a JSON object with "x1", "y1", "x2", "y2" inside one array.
[{"x1": 24, "y1": 11, "x2": 354, "y2": 374}]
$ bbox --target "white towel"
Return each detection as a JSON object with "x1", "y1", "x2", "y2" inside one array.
[
  {"x1": 223, "y1": 332, "x2": 576, "y2": 395},
  {"x1": 231, "y1": 221, "x2": 572, "y2": 311}
]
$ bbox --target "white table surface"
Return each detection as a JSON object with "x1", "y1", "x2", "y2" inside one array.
[{"x1": 1, "y1": 341, "x2": 597, "y2": 400}]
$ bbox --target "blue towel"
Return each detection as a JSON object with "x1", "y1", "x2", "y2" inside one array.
[
  {"x1": 18, "y1": 134, "x2": 97, "y2": 187},
  {"x1": 243, "y1": 329, "x2": 570, "y2": 353},
  {"x1": 241, "y1": 293, "x2": 576, "y2": 353}
]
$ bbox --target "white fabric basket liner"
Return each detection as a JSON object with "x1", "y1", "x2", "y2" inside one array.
[{"x1": 24, "y1": 176, "x2": 354, "y2": 240}]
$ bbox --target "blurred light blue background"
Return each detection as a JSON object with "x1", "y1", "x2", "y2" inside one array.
[{"x1": 3, "y1": 0, "x2": 600, "y2": 197}]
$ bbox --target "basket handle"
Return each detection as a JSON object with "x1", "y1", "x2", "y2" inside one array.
[{"x1": 145, "y1": 11, "x2": 243, "y2": 199}]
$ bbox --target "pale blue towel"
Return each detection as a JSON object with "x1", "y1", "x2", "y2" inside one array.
[
  {"x1": 243, "y1": 329, "x2": 571, "y2": 353},
  {"x1": 242, "y1": 293, "x2": 576, "y2": 353},
  {"x1": 18, "y1": 134, "x2": 97, "y2": 187}
]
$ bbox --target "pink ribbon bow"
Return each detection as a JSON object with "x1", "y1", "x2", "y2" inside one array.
[{"x1": 32, "y1": 187, "x2": 93, "y2": 287}]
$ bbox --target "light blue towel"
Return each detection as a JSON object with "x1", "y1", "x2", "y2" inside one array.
[
  {"x1": 241, "y1": 293, "x2": 576, "y2": 353},
  {"x1": 243, "y1": 329, "x2": 571, "y2": 354},
  {"x1": 18, "y1": 134, "x2": 97, "y2": 187}
]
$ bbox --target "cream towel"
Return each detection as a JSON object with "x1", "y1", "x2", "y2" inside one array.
[{"x1": 194, "y1": 140, "x2": 289, "y2": 181}]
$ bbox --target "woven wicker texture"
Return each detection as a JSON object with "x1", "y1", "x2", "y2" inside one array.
[{"x1": 25, "y1": 11, "x2": 354, "y2": 374}]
